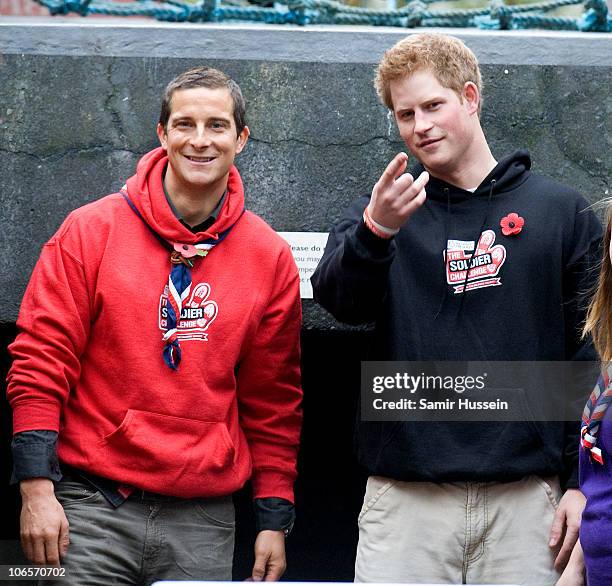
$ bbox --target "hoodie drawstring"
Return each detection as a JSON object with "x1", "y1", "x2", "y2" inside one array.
[
  {"x1": 457, "y1": 179, "x2": 496, "y2": 316},
  {"x1": 433, "y1": 187, "x2": 451, "y2": 321}
]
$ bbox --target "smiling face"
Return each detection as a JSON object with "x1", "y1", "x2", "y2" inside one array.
[
  {"x1": 390, "y1": 69, "x2": 480, "y2": 183},
  {"x1": 157, "y1": 86, "x2": 249, "y2": 201}
]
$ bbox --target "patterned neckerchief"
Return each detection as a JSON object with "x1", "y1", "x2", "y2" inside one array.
[
  {"x1": 581, "y1": 363, "x2": 612, "y2": 465},
  {"x1": 120, "y1": 190, "x2": 243, "y2": 370}
]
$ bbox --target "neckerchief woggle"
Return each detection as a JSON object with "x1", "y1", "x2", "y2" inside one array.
[
  {"x1": 581, "y1": 362, "x2": 612, "y2": 465},
  {"x1": 120, "y1": 189, "x2": 243, "y2": 370}
]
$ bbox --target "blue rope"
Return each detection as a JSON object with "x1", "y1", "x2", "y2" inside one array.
[{"x1": 33, "y1": 0, "x2": 611, "y2": 30}]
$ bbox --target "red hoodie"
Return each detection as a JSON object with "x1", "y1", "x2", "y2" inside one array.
[{"x1": 7, "y1": 148, "x2": 303, "y2": 501}]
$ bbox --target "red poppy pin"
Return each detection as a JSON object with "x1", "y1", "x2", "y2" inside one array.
[
  {"x1": 173, "y1": 242, "x2": 198, "y2": 258},
  {"x1": 500, "y1": 212, "x2": 524, "y2": 236}
]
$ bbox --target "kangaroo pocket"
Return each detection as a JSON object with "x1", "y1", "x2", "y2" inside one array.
[{"x1": 98, "y1": 409, "x2": 236, "y2": 487}]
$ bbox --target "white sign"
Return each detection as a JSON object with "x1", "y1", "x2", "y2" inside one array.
[{"x1": 277, "y1": 232, "x2": 329, "y2": 299}]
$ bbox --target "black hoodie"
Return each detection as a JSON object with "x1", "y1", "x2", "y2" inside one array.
[{"x1": 311, "y1": 151, "x2": 602, "y2": 487}]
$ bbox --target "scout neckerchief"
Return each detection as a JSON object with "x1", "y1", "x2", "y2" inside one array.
[
  {"x1": 581, "y1": 363, "x2": 612, "y2": 465},
  {"x1": 120, "y1": 189, "x2": 243, "y2": 370}
]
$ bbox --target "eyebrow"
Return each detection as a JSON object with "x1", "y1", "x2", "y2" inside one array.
[
  {"x1": 422, "y1": 96, "x2": 445, "y2": 105},
  {"x1": 395, "y1": 96, "x2": 446, "y2": 113},
  {"x1": 171, "y1": 116, "x2": 193, "y2": 124},
  {"x1": 170, "y1": 115, "x2": 232, "y2": 125}
]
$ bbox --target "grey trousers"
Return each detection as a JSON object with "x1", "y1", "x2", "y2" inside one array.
[
  {"x1": 355, "y1": 475, "x2": 562, "y2": 585},
  {"x1": 46, "y1": 476, "x2": 235, "y2": 586}
]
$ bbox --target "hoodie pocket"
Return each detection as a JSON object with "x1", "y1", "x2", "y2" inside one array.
[{"x1": 99, "y1": 409, "x2": 236, "y2": 481}]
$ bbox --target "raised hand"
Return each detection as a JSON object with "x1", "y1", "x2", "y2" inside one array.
[{"x1": 368, "y1": 152, "x2": 429, "y2": 231}]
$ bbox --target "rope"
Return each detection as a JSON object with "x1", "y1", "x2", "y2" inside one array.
[{"x1": 34, "y1": 0, "x2": 611, "y2": 30}]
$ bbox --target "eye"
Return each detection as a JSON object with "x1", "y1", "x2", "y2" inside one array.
[
  {"x1": 175, "y1": 120, "x2": 192, "y2": 128},
  {"x1": 399, "y1": 111, "x2": 414, "y2": 120},
  {"x1": 210, "y1": 120, "x2": 229, "y2": 131},
  {"x1": 427, "y1": 102, "x2": 441, "y2": 110}
]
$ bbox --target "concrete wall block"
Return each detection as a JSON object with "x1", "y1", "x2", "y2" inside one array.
[{"x1": 1, "y1": 21, "x2": 610, "y2": 328}]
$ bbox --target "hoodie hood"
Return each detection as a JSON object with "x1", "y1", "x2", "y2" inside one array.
[
  {"x1": 414, "y1": 150, "x2": 532, "y2": 204},
  {"x1": 124, "y1": 147, "x2": 245, "y2": 245}
]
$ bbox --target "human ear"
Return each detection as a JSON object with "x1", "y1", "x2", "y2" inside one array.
[
  {"x1": 462, "y1": 82, "x2": 480, "y2": 115},
  {"x1": 156, "y1": 123, "x2": 168, "y2": 150},
  {"x1": 236, "y1": 126, "x2": 250, "y2": 154}
]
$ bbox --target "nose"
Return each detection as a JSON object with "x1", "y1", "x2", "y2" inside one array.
[
  {"x1": 414, "y1": 110, "x2": 433, "y2": 135},
  {"x1": 190, "y1": 125, "x2": 212, "y2": 149}
]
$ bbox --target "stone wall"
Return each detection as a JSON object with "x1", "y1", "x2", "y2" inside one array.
[{"x1": 1, "y1": 21, "x2": 610, "y2": 329}]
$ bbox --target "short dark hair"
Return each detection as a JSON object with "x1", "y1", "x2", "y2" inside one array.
[{"x1": 159, "y1": 67, "x2": 247, "y2": 136}]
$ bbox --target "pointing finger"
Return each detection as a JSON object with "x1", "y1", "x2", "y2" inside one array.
[{"x1": 378, "y1": 153, "x2": 409, "y2": 188}]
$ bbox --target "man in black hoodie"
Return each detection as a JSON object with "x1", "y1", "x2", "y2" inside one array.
[{"x1": 311, "y1": 33, "x2": 601, "y2": 585}]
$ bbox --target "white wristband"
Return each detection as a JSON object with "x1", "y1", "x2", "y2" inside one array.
[{"x1": 366, "y1": 205, "x2": 400, "y2": 236}]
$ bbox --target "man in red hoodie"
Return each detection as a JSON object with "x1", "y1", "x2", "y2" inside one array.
[{"x1": 7, "y1": 67, "x2": 303, "y2": 584}]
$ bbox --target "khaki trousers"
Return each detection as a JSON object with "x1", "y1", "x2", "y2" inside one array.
[{"x1": 355, "y1": 475, "x2": 562, "y2": 585}]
